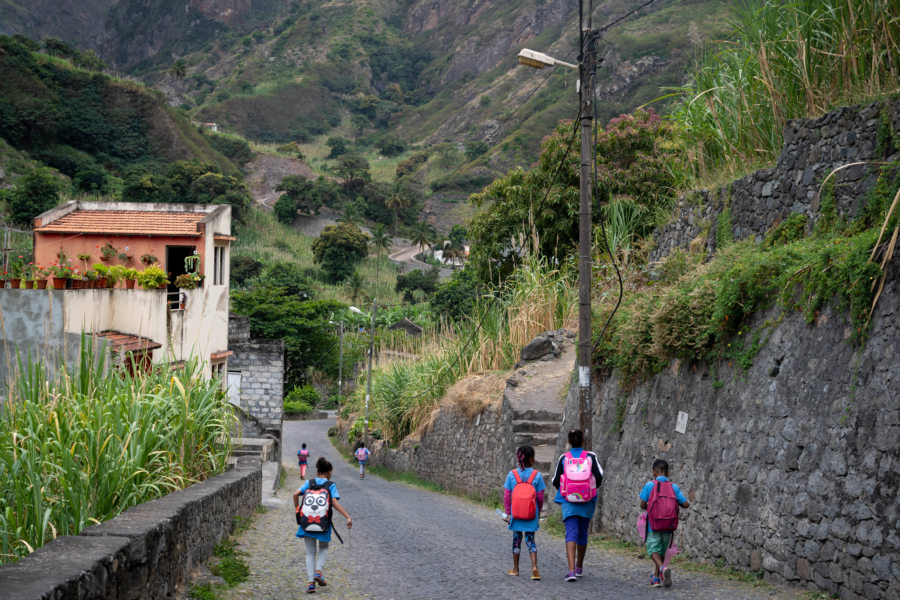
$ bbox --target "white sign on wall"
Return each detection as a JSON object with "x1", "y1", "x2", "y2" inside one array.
[{"x1": 675, "y1": 411, "x2": 689, "y2": 434}]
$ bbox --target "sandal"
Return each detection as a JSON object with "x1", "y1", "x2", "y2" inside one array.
[
  {"x1": 531, "y1": 568, "x2": 541, "y2": 580},
  {"x1": 506, "y1": 569, "x2": 519, "y2": 576}
]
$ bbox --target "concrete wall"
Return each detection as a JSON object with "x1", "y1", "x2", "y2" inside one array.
[
  {"x1": 560, "y1": 251, "x2": 900, "y2": 599},
  {"x1": 0, "y1": 289, "x2": 101, "y2": 387},
  {"x1": 649, "y1": 97, "x2": 900, "y2": 265},
  {"x1": 0, "y1": 465, "x2": 261, "y2": 600}
]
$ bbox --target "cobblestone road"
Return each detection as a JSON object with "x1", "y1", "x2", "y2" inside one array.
[{"x1": 221, "y1": 418, "x2": 808, "y2": 600}]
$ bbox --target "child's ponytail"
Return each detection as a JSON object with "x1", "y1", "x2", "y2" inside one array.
[{"x1": 516, "y1": 445, "x2": 535, "y2": 469}]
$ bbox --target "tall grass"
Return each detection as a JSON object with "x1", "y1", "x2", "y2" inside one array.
[
  {"x1": 673, "y1": 0, "x2": 900, "y2": 175},
  {"x1": 0, "y1": 341, "x2": 234, "y2": 565},
  {"x1": 347, "y1": 257, "x2": 577, "y2": 444}
]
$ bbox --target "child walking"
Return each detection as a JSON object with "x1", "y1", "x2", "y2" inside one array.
[
  {"x1": 640, "y1": 459, "x2": 689, "y2": 588},
  {"x1": 552, "y1": 429, "x2": 603, "y2": 582},
  {"x1": 503, "y1": 445, "x2": 545, "y2": 580},
  {"x1": 297, "y1": 443, "x2": 309, "y2": 480},
  {"x1": 294, "y1": 457, "x2": 352, "y2": 594},
  {"x1": 354, "y1": 442, "x2": 370, "y2": 479}
]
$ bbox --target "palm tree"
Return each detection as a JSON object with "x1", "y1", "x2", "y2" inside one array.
[
  {"x1": 168, "y1": 59, "x2": 187, "y2": 80},
  {"x1": 343, "y1": 270, "x2": 367, "y2": 305},
  {"x1": 340, "y1": 201, "x2": 364, "y2": 227},
  {"x1": 369, "y1": 224, "x2": 392, "y2": 279},
  {"x1": 411, "y1": 220, "x2": 436, "y2": 257},
  {"x1": 386, "y1": 187, "x2": 411, "y2": 238}
]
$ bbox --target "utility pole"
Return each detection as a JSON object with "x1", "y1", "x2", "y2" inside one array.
[
  {"x1": 578, "y1": 28, "x2": 599, "y2": 451},
  {"x1": 337, "y1": 320, "x2": 344, "y2": 399},
  {"x1": 363, "y1": 300, "x2": 376, "y2": 444}
]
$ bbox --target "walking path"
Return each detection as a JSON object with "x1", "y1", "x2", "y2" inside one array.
[{"x1": 219, "y1": 417, "x2": 806, "y2": 599}]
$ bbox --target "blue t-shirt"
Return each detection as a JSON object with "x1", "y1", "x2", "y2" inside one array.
[
  {"x1": 640, "y1": 476, "x2": 687, "y2": 532},
  {"x1": 503, "y1": 467, "x2": 546, "y2": 532},
  {"x1": 553, "y1": 449, "x2": 600, "y2": 520},
  {"x1": 295, "y1": 478, "x2": 340, "y2": 542}
]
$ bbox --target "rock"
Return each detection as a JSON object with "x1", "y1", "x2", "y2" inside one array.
[{"x1": 520, "y1": 336, "x2": 556, "y2": 361}]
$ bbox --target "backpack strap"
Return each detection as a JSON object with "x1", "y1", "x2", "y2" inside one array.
[
  {"x1": 512, "y1": 469, "x2": 523, "y2": 484},
  {"x1": 526, "y1": 470, "x2": 537, "y2": 485}
]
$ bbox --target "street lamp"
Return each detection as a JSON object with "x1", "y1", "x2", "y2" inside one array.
[
  {"x1": 328, "y1": 320, "x2": 345, "y2": 400},
  {"x1": 518, "y1": 32, "x2": 599, "y2": 450},
  {"x1": 350, "y1": 302, "x2": 377, "y2": 444}
]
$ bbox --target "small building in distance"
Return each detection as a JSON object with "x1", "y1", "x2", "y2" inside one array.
[
  {"x1": 0, "y1": 201, "x2": 234, "y2": 384},
  {"x1": 388, "y1": 318, "x2": 423, "y2": 337}
]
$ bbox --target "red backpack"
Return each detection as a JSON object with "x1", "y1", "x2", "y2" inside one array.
[
  {"x1": 510, "y1": 469, "x2": 538, "y2": 520},
  {"x1": 647, "y1": 480, "x2": 680, "y2": 532}
]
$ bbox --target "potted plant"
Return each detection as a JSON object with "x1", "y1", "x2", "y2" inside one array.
[
  {"x1": 22, "y1": 263, "x2": 35, "y2": 288},
  {"x1": 49, "y1": 263, "x2": 73, "y2": 289},
  {"x1": 124, "y1": 267, "x2": 138, "y2": 289},
  {"x1": 83, "y1": 269, "x2": 99, "y2": 288},
  {"x1": 32, "y1": 266, "x2": 48, "y2": 289},
  {"x1": 100, "y1": 242, "x2": 118, "y2": 262},
  {"x1": 8, "y1": 257, "x2": 24, "y2": 288},
  {"x1": 107, "y1": 265, "x2": 126, "y2": 288},
  {"x1": 137, "y1": 265, "x2": 169, "y2": 290},
  {"x1": 141, "y1": 253, "x2": 158, "y2": 266},
  {"x1": 93, "y1": 264, "x2": 109, "y2": 288},
  {"x1": 174, "y1": 273, "x2": 200, "y2": 289}
]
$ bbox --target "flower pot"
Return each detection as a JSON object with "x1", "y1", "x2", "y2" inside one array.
[
  {"x1": 8, "y1": 279, "x2": 20, "y2": 289},
  {"x1": 35, "y1": 280, "x2": 48, "y2": 289},
  {"x1": 125, "y1": 279, "x2": 136, "y2": 289},
  {"x1": 97, "y1": 277, "x2": 107, "y2": 288},
  {"x1": 24, "y1": 280, "x2": 33, "y2": 289},
  {"x1": 52, "y1": 277, "x2": 67, "y2": 289}
]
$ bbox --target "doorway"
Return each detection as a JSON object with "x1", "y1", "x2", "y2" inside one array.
[{"x1": 165, "y1": 245, "x2": 197, "y2": 307}]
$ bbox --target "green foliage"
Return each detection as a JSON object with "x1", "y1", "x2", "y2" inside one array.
[
  {"x1": 469, "y1": 109, "x2": 684, "y2": 282},
  {"x1": 255, "y1": 262, "x2": 314, "y2": 298},
  {"x1": 764, "y1": 213, "x2": 809, "y2": 248},
  {"x1": 716, "y1": 204, "x2": 734, "y2": 249},
  {"x1": 274, "y1": 175, "x2": 339, "y2": 223},
  {"x1": 231, "y1": 255, "x2": 263, "y2": 287},
  {"x1": 464, "y1": 140, "x2": 489, "y2": 161},
  {"x1": 395, "y1": 268, "x2": 439, "y2": 303},
  {"x1": 284, "y1": 385, "x2": 320, "y2": 415},
  {"x1": 211, "y1": 539, "x2": 250, "y2": 585},
  {"x1": 8, "y1": 167, "x2": 61, "y2": 225},
  {"x1": 672, "y1": 0, "x2": 900, "y2": 174},
  {"x1": 231, "y1": 287, "x2": 344, "y2": 390},
  {"x1": 595, "y1": 226, "x2": 884, "y2": 386},
  {"x1": 205, "y1": 133, "x2": 253, "y2": 165},
  {"x1": 395, "y1": 152, "x2": 428, "y2": 178},
  {"x1": 312, "y1": 222, "x2": 369, "y2": 283},
  {"x1": 430, "y1": 267, "x2": 482, "y2": 322},
  {"x1": 0, "y1": 341, "x2": 232, "y2": 564},
  {"x1": 136, "y1": 265, "x2": 169, "y2": 289},
  {"x1": 375, "y1": 133, "x2": 406, "y2": 157},
  {"x1": 326, "y1": 136, "x2": 347, "y2": 158}
]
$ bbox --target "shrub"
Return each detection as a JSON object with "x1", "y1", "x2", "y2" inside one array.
[
  {"x1": 283, "y1": 385, "x2": 319, "y2": 415},
  {"x1": 8, "y1": 167, "x2": 61, "y2": 226}
]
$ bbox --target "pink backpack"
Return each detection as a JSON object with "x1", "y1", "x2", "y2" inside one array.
[
  {"x1": 560, "y1": 451, "x2": 597, "y2": 502},
  {"x1": 647, "y1": 480, "x2": 680, "y2": 532},
  {"x1": 355, "y1": 447, "x2": 368, "y2": 461}
]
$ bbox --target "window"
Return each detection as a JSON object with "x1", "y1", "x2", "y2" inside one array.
[
  {"x1": 227, "y1": 371, "x2": 242, "y2": 406},
  {"x1": 213, "y1": 246, "x2": 226, "y2": 285}
]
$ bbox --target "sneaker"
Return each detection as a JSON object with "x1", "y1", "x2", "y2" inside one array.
[
  {"x1": 651, "y1": 575, "x2": 662, "y2": 587},
  {"x1": 314, "y1": 571, "x2": 327, "y2": 587},
  {"x1": 564, "y1": 571, "x2": 577, "y2": 582},
  {"x1": 307, "y1": 582, "x2": 316, "y2": 593},
  {"x1": 575, "y1": 567, "x2": 583, "y2": 577},
  {"x1": 662, "y1": 567, "x2": 672, "y2": 588}
]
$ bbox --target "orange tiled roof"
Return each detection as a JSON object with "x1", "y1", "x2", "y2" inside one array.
[
  {"x1": 36, "y1": 210, "x2": 205, "y2": 237},
  {"x1": 94, "y1": 331, "x2": 162, "y2": 353}
]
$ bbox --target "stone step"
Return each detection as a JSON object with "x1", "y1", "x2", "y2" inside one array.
[
  {"x1": 512, "y1": 408, "x2": 562, "y2": 422},
  {"x1": 533, "y1": 444, "x2": 558, "y2": 474},
  {"x1": 514, "y1": 431, "x2": 559, "y2": 447},
  {"x1": 511, "y1": 419, "x2": 559, "y2": 433}
]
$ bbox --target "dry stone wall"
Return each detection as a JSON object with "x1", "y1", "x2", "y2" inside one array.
[
  {"x1": 557, "y1": 244, "x2": 900, "y2": 600},
  {"x1": 649, "y1": 97, "x2": 900, "y2": 265}
]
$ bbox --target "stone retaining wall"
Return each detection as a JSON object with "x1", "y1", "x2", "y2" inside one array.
[
  {"x1": 557, "y1": 253, "x2": 900, "y2": 599},
  {"x1": 0, "y1": 465, "x2": 262, "y2": 600},
  {"x1": 364, "y1": 398, "x2": 516, "y2": 502},
  {"x1": 649, "y1": 97, "x2": 900, "y2": 265}
]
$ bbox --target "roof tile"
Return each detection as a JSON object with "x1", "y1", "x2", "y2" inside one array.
[{"x1": 36, "y1": 210, "x2": 205, "y2": 237}]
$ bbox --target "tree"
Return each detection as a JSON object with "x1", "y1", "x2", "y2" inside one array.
[
  {"x1": 343, "y1": 270, "x2": 367, "y2": 304},
  {"x1": 410, "y1": 219, "x2": 437, "y2": 256},
  {"x1": 430, "y1": 268, "x2": 482, "y2": 322},
  {"x1": 336, "y1": 154, "x2": 370, "y2": 194},
  {"x1": 339, "y1": 199, "x2": 365, "y2": 227},
  {"x1": 273, "y1": 193, "x2": 298, "y2": 225},
  {"x1": 312, "y1": 222, "x2": 369, "y2": 283},
  {"x1": 386, "y1": 184, "x2": 412, "y2": 237},
  {"x1": 169, "y1": 59, "x2": 187, "y2": 80},
  {"x1": 395, "y1": 267, "x2": 439, "y2": 303},
  {"x1": 369, "y1": 223, "x2": 392, "y2": 279},
  {"x1": 326, "y1": 136, "x2": 347, "y2": 158},
  {"x1": 231, "y1": 255, "x2": 263, "y2": 287},
  {"x1": 376, "y1": 133, "x2": 406, "y2": 157},
  {"x1": 275, "y1": 175, "x2": 324, "y2": 221},
  {"x1": 9, "y1": 168, "x2": 61, "y2": 225}
]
